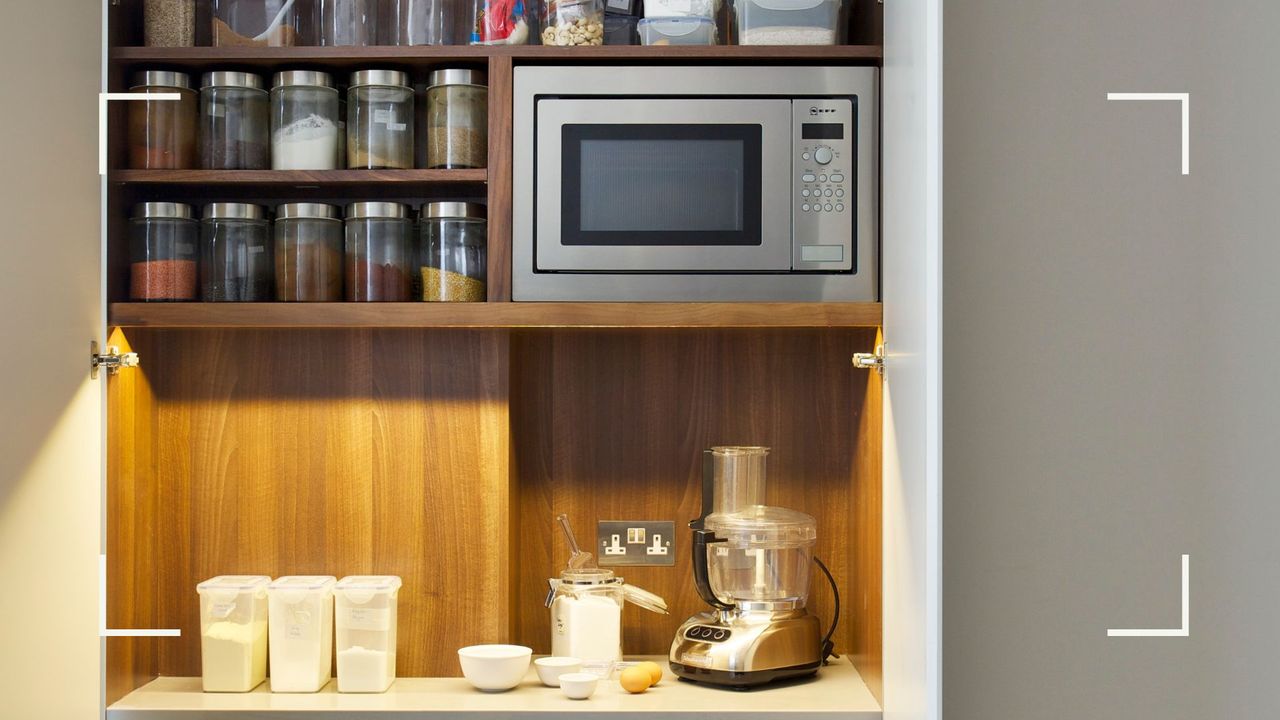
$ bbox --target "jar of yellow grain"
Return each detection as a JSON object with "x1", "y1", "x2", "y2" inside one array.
[{"x1": 420, "y1": 202, "x2": 487, "y2": 302}]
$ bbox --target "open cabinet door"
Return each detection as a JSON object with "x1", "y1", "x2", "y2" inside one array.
[
  {"x1": 881, "y1": 0, "x2": 942, "y2": 720},
  {"x1": 0, "y1": 4, "x2": 106, "y2": 718}
]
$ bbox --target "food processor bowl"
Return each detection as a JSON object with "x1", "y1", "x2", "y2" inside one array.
[{"x1": 704, "y1": 505, "x2": 817, "y2": 606}]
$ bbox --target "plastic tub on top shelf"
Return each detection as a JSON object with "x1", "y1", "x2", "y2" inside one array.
[
  {"x1": 734, "y1": 0, "x2": 845, "y2": 45},
  {"x1": 196, "y1": 576, "x2": 270, "y2": 693},
  {"x1": 644, "y1": 0, "x2": 720, "y2": 17},
  {"x1": 639, "y1": 16, "x2": 717, "y2": 45},
  {"x1": 334, "y1": 575, "x2": 403, "y2": 693},
  {"x1": 268, "y1": 575, "x2": 337, "y2": 693}
]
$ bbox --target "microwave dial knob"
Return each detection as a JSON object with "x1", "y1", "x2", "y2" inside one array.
[{"x1": 814, "y1": 146, "x2": 835, "y2": 165}]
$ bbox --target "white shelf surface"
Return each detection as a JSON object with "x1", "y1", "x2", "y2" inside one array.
[{"x1": 108, "y1": 656, "x2": 881, "y2": 719}]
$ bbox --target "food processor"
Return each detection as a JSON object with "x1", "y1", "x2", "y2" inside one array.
[{"x1": 669, "y1": 447, "x2": 839, "y2": 688}]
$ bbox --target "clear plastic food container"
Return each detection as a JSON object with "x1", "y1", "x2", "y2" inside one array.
[
  {"x1": 603, "y1": 14, "x2": 639, "y2": 44},
  {"x1": 196, "y1": 576, "x2": 270, "y2": 693},
  {"x1": 334, "y1": 575, "x2": 402, "y2": 693},
  {"x1": 644, "y1": 0, "x2": 719, "y2": 18},
  {"x1": 638, "y1": 16, "x2": 716, "y2": 45},
  {"x1": 734, "y1": 0, "x2": 844, "y2": 45},
  {"x1": 268, "y1": 576, "x2": 337, "y2": 693}
]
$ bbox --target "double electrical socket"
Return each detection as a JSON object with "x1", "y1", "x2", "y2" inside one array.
[{"x1": 596, "y1": 520, "x2": 676, "y2": 567}]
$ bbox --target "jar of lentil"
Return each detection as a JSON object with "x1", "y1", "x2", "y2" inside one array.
[
  {"x1": 271, "y1": 70, "x2": 340, "y2": 170},
  {"x1": 201, "y1": 203, "x2": 273, "y2": 302},
  {"x1": 144, "y1": 0, "x2": 195, "y2": 47},
  {"x1": 128, "y1": 71, "x2": 198, "y2": 169},
  {"x1": 420, "y1": 202, "x2": 487, "y2": 302},
  {"x1": 276, "y1": 203, "x2": 343, "y2": 302},
  {"x1": 347, "y1": 70, "x2": 414, "y2": 170},
  {"x1": 201, "y1": 71, "x2": 270, "y2": 170},
  {"x1": 130, "y1": 202, "x2": 198, "y2": 302},
  {"x1": 425, "y1": 69, "x2": 487, "y2": 170},
  {"x1": 345, "y1": 202, "x2": 413, "y2": 301}
]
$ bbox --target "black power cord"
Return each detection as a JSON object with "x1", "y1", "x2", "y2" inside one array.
[{"x1": 814, "y1": 556, "x2": 841, "y2": 664}]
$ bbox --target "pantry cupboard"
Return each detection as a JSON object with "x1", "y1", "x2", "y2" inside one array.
[{"x1": 0, "y1": 1, "x2": 938, "y2": 719}]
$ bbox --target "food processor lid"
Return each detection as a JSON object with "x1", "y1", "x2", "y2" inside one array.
[
  {"x1": 705, "y1": 505, "x2": 817, "y2": 548},
  {"x1": 559, "y1": 567, "x2": 617, "y2": 585}
]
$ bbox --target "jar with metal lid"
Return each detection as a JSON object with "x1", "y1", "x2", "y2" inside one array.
[
  {"x1": 545, "y1": 568, "x2": 668, "y2": 675},
  {"x1": 128, "y1": 70, "x2": 198, "y2": 169},
  {"x1": 345, "y1": 202, "x2": 412, "y2": 301},
  {"x1": 201, "y1": 71, "x2": 269, "y2": 170},
  {"x1": 347, "y1": 70, "x2": 414, "y2": 170},
  {"x1": 201, "y1": 203, "x2": 273, "y2": 302},
  {"x1": 425, "y1": 69, "x2": 487, "y2": 170},
  {"x1": 271, "y1": 71, "x2": 341, "y2": 170},
  {"x1": 420, "y1": 202, "x2": 487, "y2": 302},
  {"x1": 130, "y1": 202, "x2": 198, "y2": 302},
  {"x1": 276, "y1": 203, "x2": 343, "y2": 302}
]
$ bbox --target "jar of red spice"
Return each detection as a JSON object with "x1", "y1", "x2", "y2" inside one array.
[
  {"x1": 130, "y1": 202, "x2": 198, "y2": 302},
  {"x1": 128, "y1": 70, "x2": 198, "y2": 169},
  {"x1": 345, "y1": 202, "x2": 412, "y2": 301}
]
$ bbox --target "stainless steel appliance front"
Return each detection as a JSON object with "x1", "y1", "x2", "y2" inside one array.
[{"x1": 513, "y1": 66, "x2": 879, "y2": 301}]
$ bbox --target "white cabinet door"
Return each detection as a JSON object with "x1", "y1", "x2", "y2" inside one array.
[
  {"x1": 0, "y1": 4, "x2": 105, "y2": 718},
  {"x1": 881, "y1": 0, "x2": 942, "y2": 719}
]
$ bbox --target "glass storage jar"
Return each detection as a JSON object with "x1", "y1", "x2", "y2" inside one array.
[
  {"x1": 145, "y1": 0, "x2": 196, "y2": 46},
  {"x1": 201, "y1": 203, "x2": 273, "y2": 302},
  {"x1": 130, "y1": 202, "x2": 198, "y2": 302},
  {"x1": 541, "y1": 0, "x2": 605, "y2": 46},
  {"x1": 201, "y1": 71, "x2": 270, "y2": 170},
  {"x1": 212, "y1": 0, "x2": 304, "y2": 46},
  {"x1": 347, "y1": 70, "x2": 414, "y2": 170},
  {"x1": 345, "y1": 202, "x2": 413, "y2": 301},
  {"x1": 276, "y1": 203, "x2": 343, "y2": 302},
  {"x1": 128, "y1": 70, "x2": 197, "y2": 169},
  {"x1": 470, "y1": 0, "x2": 533, "y2": 45},
  {"x1": 271, "y1": 70, "x2": 340, "y2": 170},
  {"x1": 425, "y1": 69, "x2": 487, "y2": 170},
  {"x1": 386, "y1": 0, "x2": 447, "y2": 45},
  {"x1": 546, "y1": 569, "x2": 667, "y2": 676},
  {"x1": 420, "y1": 202, "x2": 487, "y2": 302},
  {"x1": 318, "y1": 0, "x2": 375, "y2": 46}
]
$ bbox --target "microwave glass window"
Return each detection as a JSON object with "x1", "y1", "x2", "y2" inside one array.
[
  {"x1": 579, "y1": 139, "x2": 744, "y2": 233},
  {"x1": 801, "y1": 123, "x2": 844, "y2": 140},
  {"x1": 559, "y1": 124, "x2": 763, "y2": 247}
]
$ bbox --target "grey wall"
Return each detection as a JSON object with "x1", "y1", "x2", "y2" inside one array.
[{"x1": 944, "y1": 1, "x2": 1280, "y2": 718}]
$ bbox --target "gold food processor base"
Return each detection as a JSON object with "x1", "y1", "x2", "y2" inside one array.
[{"x1": 669, "y1": 608, "x2": 823, "y2": 689}]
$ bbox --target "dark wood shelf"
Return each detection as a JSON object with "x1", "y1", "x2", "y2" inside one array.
[
  {"x1": 110, "y1": 44, "x2": 883, "y2": 69},
  {"x1": 109, "y1": 302, "x2": 883, "y2": 329},
  {"x1": 111, "y1": 168, "x2": 486, "y2": 186}
]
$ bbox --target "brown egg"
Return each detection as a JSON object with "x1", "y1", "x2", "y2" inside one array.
[
  {"x1": 638, "y1": 660, "x2": 663, "y2": 686},
  {"x1": 620, "y1": 665, "x2": 653, "y2": 694}
]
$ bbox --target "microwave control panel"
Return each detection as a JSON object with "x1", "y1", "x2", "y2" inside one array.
[{"x1": 791, "y1": 98, "x2": 855, "y2": 272}]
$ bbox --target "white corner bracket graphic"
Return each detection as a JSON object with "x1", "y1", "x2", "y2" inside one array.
[
  {"x1": 1106, "y1": 92, "x2": 1190, "y2": 175},
  {"x1": 1107, "y1": 554, "x2": 1189, "y2": 637},
  {"x1": 99, "y1": 92, "x2": 181, "y2": 175},
  {"x1": 99, "y1": 554, "x2": 181, "y2": 637}
]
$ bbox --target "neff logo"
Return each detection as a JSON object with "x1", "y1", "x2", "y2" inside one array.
[{"x1": 809, "y1": 106, "x2": 836, "y2": 115}]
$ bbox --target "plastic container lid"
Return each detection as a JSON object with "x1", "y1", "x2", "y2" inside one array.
[
  {"x1": 746, "y1": 0, "x2": 831, "y2": 9},
  {"x1": 335, "y1": 575, "x2": 402, "y2": 603},
  {"x1": 706, "y1": 505, "x2": 817, "y2": 548},
  {"x1": 197, "y1": 575, "x2": 271, "y2": 594},
  {"x1": 269, "y1": 575, "x2": 337, "y2": 591},
  {"x1": 639, "y1": 16, "x2": 715, "y2": 36}
]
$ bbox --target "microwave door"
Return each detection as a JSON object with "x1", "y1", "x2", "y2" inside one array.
[{"x1": 535, "y1": 99, "x2": 793, "y2": 273}]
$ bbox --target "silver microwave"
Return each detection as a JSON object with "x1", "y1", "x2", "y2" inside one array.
[{"x1": 512, "y1": 65, "x2": 879, "y2": 302}]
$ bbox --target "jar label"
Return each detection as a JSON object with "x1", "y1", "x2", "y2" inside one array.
[
  {"x1": 373, "y1": 109, "x2": 393, "y2": 125},
  {"x1": 343, "y1": 606, "x2": 391, "y2": 631}
]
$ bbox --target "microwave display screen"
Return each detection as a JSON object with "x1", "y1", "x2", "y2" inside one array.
[
  {"x1": 802, "y1": 123, "x2": 844, "y2": 140},
  {"x1": 560, "y1": 124, "x2": 763, "y2": 247}
]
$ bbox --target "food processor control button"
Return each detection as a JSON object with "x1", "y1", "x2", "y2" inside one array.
[{"x1": 712, "y1": 630, "x2": 727, "y2": 641}]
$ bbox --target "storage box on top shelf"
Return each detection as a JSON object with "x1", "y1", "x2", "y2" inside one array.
[
  {"x1": 639, "y1": 16, "x2": 717, "y2": 44},
  {"x1": 734, "y1": 0, "x2": 846, "y2": 45},
  {"x1": 645, "y1": 0, "x2": 720, "y2": 18},
  {"x1": 604, "y1": 14, "x2": 641, "y2": 43}
]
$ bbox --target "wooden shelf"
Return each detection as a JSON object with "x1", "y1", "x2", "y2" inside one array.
[
  {"x1": 111, "y1": 169, "x2": 486, "y2": 186},
  {"x1": 107, "y1": 657, "x2": 881, "y2": 719},
  {"x1": 108, "y1": 302, "x2": 883, "y2": 329},
  {"x1": 110, "y1": 45, "x2": 883, "y2": 69}
]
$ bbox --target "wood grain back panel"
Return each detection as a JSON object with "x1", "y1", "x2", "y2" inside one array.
[
  {"x1": 851, "y1": 328, "x2": 884, "y2": 702},
  {"x1": 107, "y1": 328, "x2": 511, "y2": 681},
  {"x1": 510, "y1": 329, "x2": 879, "y2": 658}
]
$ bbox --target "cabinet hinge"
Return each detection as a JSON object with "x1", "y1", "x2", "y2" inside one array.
[
  {"x1": 91, "y1": 342, "x2": 140, "y2": 378},
  {"x1": 852, "y1": 343, "x2": 885, "y2": 377}
]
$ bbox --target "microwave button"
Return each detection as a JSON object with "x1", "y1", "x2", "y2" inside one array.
[
  {"x1": 824, "y1": 189, "x2": 834, "y2": 197},
  {"x1": 802, "y1": 151, "x2": 811, "y2": 161},
  {"x1": 818, "y1": 174, "x2": 828, "y2": 183},
  {"x1": 811, "y1": 205, "x2": 821, "y2": 213},
  {"x1": 814, "y1": 146, "x2": 834, "y2": 165},
  {"x1": 801, "y1": 173, "x2": 816, "y2": 183},
  {"x1": 836, "y1": 203, "x2": 845, "y2": 213},
  {"x1": 802, "y1": 203, "x2": 811, "y2": 212},
  {"x1": 824, "y1": 203, "x2": 834, "y2": 212},
  {"x1": 836, "y1": 188, "x2": 845, "y2": 198},
  {"x1": 801, "y1": 245, "x2": 844, "y2": 263},
  {"x1": 831, "y1": 173, "x2": 846, "y2": 183},
  {"x1": 802, "y1": 189, "x2": 811, "y2": 198}
]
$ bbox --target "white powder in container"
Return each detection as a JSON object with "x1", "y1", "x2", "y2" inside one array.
[
  {"x1": 741, "y1": 26, "x2": 836, "y2": 45},
  {"x1": 273, "y1": 114, "x2": 339, "y2": 170},
  {"x1": 201, "y1": 620, "x2": 268, "y2": 692},
  {"x1": 337, "y1": 646, "x2": 394, "y2": 692},
  {"x1": 551, "y1": 594, "x2": 622, "y2": 666}
]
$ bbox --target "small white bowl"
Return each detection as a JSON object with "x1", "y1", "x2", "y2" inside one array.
[
  {"x1": 534, "y1": 656, "x2": 583, "y2": 687},
  {"x1": 558, "y1": 672, "x2": 599, "y2": 700},
  {"x1": 458, "y1": 644, "x2": 533, "y2": 692}
]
